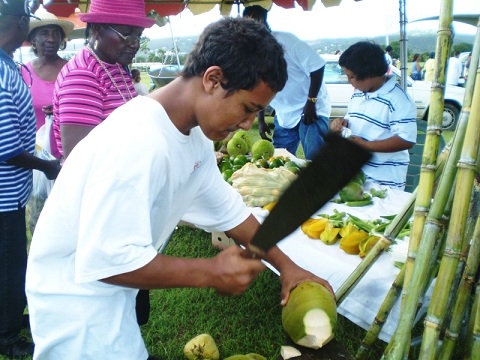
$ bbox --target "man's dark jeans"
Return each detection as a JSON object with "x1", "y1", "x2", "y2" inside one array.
[{"x1": 0, "y1": 206, "x2": 28, "y2": 346}]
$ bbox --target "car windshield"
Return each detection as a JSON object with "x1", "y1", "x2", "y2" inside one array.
[{"x1": 324, "y1": 61, "x2": 349, "y2": 84}]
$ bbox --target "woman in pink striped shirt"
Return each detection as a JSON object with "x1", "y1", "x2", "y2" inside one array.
[{"x1": 52, "y1": 0, "x2": 155, "y2": 159}]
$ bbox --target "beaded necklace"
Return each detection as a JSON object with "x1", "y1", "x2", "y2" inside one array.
[{"x1": 86, "y1": 45, "x2": 133, "y2": 103}]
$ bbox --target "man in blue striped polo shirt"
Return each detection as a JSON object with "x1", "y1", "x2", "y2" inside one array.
[{"x1": 0, "y1": 0, "x2": 61, "y2": 357}]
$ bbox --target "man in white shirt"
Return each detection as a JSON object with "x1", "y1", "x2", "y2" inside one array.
[
  {"x1": 243, "y1": 5, "x2": 331, "y2": 160},
  {"x1": 384, "y1": 45, "x2": 393, "y2": 66},
  {"x1": 446, "y1": 51, "x2": 463, "y2": 86}
]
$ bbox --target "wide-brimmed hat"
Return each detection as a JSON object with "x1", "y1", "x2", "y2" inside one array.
[
  {"x1": 28, "y1": 5, "x2": 74, "y2": 39},
  {"x1": 80, "y1": 0, "x2": 155, "y2": 28}
]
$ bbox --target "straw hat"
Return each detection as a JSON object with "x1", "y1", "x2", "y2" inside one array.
[
  {"x1": 80, "y1": 0, "x2": 155, "y2": 28},
  {"x1": 28, "y1": 5, "x2": 74, "y2": 39}
]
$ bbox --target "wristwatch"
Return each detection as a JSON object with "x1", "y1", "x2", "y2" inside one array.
[{"x1": 307, "y1": 97, "x2": 317, "y2": 103}]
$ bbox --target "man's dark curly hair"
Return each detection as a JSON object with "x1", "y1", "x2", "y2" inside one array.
[
  {"x1": 339, "y1": 41, "x2": 388, "y2": 81},
  {"x1": 181, "y1": 17, "x2": 287, "y2": 96}
]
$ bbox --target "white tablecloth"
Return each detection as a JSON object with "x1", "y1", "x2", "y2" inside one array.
[{"x1": 253, "y1": 182, "x2": 429, "y2": 342}]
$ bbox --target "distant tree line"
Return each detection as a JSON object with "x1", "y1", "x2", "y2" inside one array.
[
  {"x1": 133, "y1": 35, "x2": 187, "y2": 66},
  {"x1": 133, "y1": 33, "x2": 473, "y2": 67},
  {"x1": 384, "y1": 40, "x2": 472, "y2": 62}
]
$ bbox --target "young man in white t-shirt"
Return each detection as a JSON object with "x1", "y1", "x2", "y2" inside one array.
[{"x1": 26, "y1": 17, "x2": 333, "y2": 360}]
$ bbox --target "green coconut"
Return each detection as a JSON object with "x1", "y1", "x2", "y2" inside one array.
[
  {"x1": 223, "y1": 353, "x2": 266, "y2": 360},
  {"x1": 183, "y1": 333, "x2": 220, "y2": 360},
  {"x1": 245, "y1": 354, "x2": 267, "y2": 360},
  {"x1": 232, "y1": 130, "x2": 254, "y2": 151},
  {"x1": 281, "y1": 281, "x2": 337, "y2": 350},
  {"x1": 251, "y1": 139, "x2": 275, "y2": 159},
  {"x1": 339, "y1": 181, "x2": 364, "y2": 202},
  {"x1": 227, "y1": 137, "x2": 249, "y2": 157}
]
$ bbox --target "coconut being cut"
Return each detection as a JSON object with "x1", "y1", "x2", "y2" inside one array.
[{"x1": 281, "y1": 281, "x2": 337, "y2": 349}]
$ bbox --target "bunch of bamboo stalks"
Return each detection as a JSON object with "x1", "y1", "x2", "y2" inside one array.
[{"x1": 335, "y1": 1, "x2": 480, "y2": 358}]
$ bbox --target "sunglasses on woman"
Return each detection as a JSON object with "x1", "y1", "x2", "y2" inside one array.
[{"x1": 107, "y1": 26, "x2": 141, "y2": 46}]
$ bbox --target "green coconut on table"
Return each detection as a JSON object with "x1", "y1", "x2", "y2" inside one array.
[{"x1": 232, "y1": 130, "x2": 254, "y2": 150}]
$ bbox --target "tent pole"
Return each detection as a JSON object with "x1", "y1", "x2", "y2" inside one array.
[{"x1": 399, "y1": 0, "x2": 408, "y2": 90}]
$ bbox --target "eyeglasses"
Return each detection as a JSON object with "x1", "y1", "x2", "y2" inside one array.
[
  {"x1": 107, "y1": 26, "x2": 141, "y2": 46},
  {"x1": 16, "y1": 62, "x2": 32, "y2": 89}
]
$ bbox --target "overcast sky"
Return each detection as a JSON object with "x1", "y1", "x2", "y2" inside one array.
[{"x1": 144, "y1": 0, "x2": 479, "y2": 41}]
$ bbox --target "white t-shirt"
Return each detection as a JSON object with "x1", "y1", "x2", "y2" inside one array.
[
  {"x1": 345, "y1": 76, "x2": 417, "y2": 190},
  {"x1": 446, "y1": 56, "x2": 463, "y2": 85},
  {"x1": 385, "y1": 52, "x2": 392, "y2": 66},
  {"x1": 26, "y1": 96, "x2": 251, "y2": 359},
  {"x1": 270, "y1": 32, "x2": 330, "y2": 128},
  {"x1": 134, "y1": 81, "x2": 149, "y2": 96}
]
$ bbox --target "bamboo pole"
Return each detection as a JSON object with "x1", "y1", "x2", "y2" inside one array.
[
  {"x1": 335, "y1": 194, "x2": 414, "y2": 302},
  {"x1": 383, "y1": 1, "x2": 466, "y2": 357},
  {"x1": 356, "y1": 190, "x2": 452, "y2": 360},
  {"x1": 439, "y1": 194, "x2": 480, "y2": 359},
  {"x1": 336, "y1": 148, "x2": 450, "y2": 304},
  {"x1": 396, "y1": 13, "x2": 455, "y2": 357},
  {"x1": 418, "y1": 62, "x2": 480, "y2": 360},
  {"x1": 356, "y1": 249, "x2": 435, "y2": 359},
  {"x1": 355, "y1": 266, "x2": 405, "y2": 360},
  {"x1": 468, "y1": 284, "x2": 480, "y2": 360},
  {"x1": 400, "y1": 0, "x2": 453, "y2": 305}
]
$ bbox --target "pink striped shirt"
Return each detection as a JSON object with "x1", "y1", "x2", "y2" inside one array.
[{"x1": 52, "y1": 47, "x2": 137, "y2": 157}]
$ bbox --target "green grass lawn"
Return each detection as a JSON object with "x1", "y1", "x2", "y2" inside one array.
[{"x1": 141, "y1": 226, "x2": 387, "y2": 360}]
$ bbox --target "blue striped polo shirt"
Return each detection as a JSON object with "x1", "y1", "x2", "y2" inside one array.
[
  {"x1": 345, "y1": 76, "x2": 417, "y2": 190},
  {"x1": 0, "y1": 49, "x2": 36, "y2": 211}
]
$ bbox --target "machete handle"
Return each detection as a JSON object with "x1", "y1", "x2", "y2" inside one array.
[{"x1": 242, "y1": 244, "x2": 267, "y2": 259}]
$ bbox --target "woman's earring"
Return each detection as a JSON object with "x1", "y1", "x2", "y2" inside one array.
[{"x1": 93, "y1": 40, "x2": 99, "y2": 51}]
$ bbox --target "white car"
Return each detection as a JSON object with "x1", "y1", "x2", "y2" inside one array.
[{"x1": 323, "y1": 54, "x2": 465, "y2": 130}]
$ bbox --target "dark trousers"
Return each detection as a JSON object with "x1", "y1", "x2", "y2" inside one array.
[
  {"x1": 135, "y1": 289, "x2": 150, "y2": 326},
  {"x1": 0, "y1": 206, "x2": 28, "y2": 346}
]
